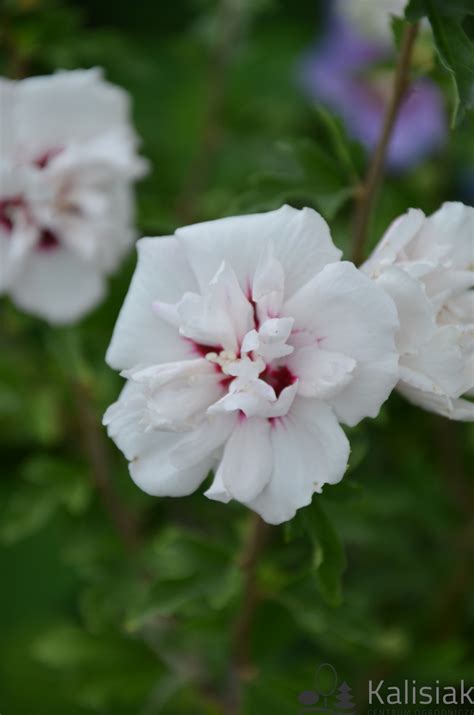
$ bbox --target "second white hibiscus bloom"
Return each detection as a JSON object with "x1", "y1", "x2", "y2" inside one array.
[
  {"x1": 105, "y1": 206, "x2": 399, "y2": 524},
  {"x1": 363, "y1": 202, "x2": 473, "y2": 421}
]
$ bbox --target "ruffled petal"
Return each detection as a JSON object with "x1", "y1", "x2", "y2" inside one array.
[
  {"x1": 288, "y1": 345, "x2": 356, "y2": 398},
  {"x1": 246, "y1": 398, "x2": 349, "y2": 524},
  {"x1": 176, "y1": 205, "x2": 341, "y2": 300},
  {"x1": 106, "y1": 236, "x2": 197, "y2": 370},
  {"x1": 373, "y1": 265, "x2": 436, "y2": 354},
  {"x1": 177, "y1": 262, "x2": 253, "y2": 352},
  {"x1": 104, "y1": 382, "x2": 213, "y2": 496},
  {"x1": 362, "y1": 208, "x2": 425, "y2": 275},
  {"x1": 211, "y1": 417, "x2": 273, "y2": 503},
  {"x1": 10, "y1": 245, "x2": 104, "y2": 325},
  {"x1": 284, "y1": 261, "x2": 399, "y2": 425}
]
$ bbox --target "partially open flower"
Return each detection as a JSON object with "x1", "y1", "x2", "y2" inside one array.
[
  {"x1": 0, "y1": 68, "x2": 147, "y2": 324},
  {"x1": 363, "y1": 202, "x2": 474, "y2": 421},
  {"x1": 104, "y1": 206, "x2": 399, "y2": 524}
]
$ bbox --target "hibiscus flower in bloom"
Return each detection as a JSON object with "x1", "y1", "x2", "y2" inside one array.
[
  {"x1": 299, "y1": 5, "x2": 446, "y2": 170},
  {"x1": 104, "y1": 206, "x2": 399, "y2": 524},
  {"x1": 0, "y1": 68, "x2": 147, "y2": 324},
  {"x1": 363, "y1": 202, "x2": 474, "y2": 421}
]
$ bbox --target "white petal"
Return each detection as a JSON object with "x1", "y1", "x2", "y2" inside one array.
[
  {"x1": 0, "y1": 79, "x2": 14, "y2": 159},
  {"x1": 130, "y1": 360, "x2": 223, "y2": 432},
  {"x1": 10, "y1": 246, "x2": 105, "y2": 324},
  {"x1": 413, "y1": 202, "x2": 474, "y2": 269},
  {"x1": 176, "y1": 205, "x2": 341, "y2": 300},
  {"x1": 252, "y1": 246, "x2": 285, "y2": 319},
  {"x1": 103, "y1": 381, "x2": 147, "y2": 461},
  {"x1": 398, "y1": 369, "x2": 474, "y2": 422},
  {"x1": 449, "y1": 397, "x2": 474, "y2": 421},
  {"x1": 373, "y1": 265, "x2": 436, "y2": 354},
  {"x1": 207, "y1": 382, "x2": 275, "y2": 418},
  {"x1": 264, "y1": 382, "x2": 299, "y2": 418},
  {"x1": 284, "y1": 261, "x2": 399, "y2": 425},
  {"x1": 11, "y1": 69, "x2": 136, "y2": 157},
  {"x1": 129, "y1": 438, "x2": 213, "y2": 497},
  {"x1": 439, "y1": 291, "x2": 474, "y2": 325},
  {"x1": 246, "y1": 398, "x2": 349, "y2": 524},
  {"x1": 145, "y1": 374, "x2": 223, "y2": 432},
  {"x1": 362, "y1": 208, "x2": 425, "y2": 275},
  {"x1": 204, "y1": 470, "x2": 232, "y2": 504},
  {"x1": 422, "y1": 269, "x2": 474, "y2": 311},
  {"x1": 401, "y1": 325, "x2": 468, "y2": 399},
  {"x1": 106, "y1": 237, "x2": 197, "y2": 371},
  {"x1": 213, "y1": 418, "x2": 273, "y2": 503},
  {"x1": 104, "y1": 382, "x2": 212, "y2": 496},
  {"x1": 124, "y1": 358, "x2": 212, "y2": 388},
  {"x1": 177, "y1": 262, "x2": 253, "y2": 351},
  {"x1": 242, "y1": 319, "x2": 294, "y2": 361},
  {"x1": 288, "y1": 346, "x2": 356, "y2": 399},
  {"x1": 169, "y1": 414, "x2": 237, "y2": 470}
]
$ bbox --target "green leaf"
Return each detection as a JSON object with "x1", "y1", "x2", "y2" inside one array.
[
  {"x1": 298, "y1": 500, "x2": 347, "y2": 607},
  {"x1": 0, "y1": 457, "x2": 91, "y2": 543},
  {"x1": 405, "y1": 0, "x2": 474, "y2": 21},
  {"x1": 405, "y1": 0, "x2": 474, "y2": 125},
  {"x1": 427, "y1": 8, "x2": 474, "y2": 125},
  {"x1": 236, "y1": 137, "x2": 355, "y2": 220},
  {"x1": 32, "y1": 624, "x2": 161, "y2": 710}
]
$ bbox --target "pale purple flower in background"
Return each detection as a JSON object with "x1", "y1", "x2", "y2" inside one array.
[
  {"x1": 0, "y1": 69, "x2": 147, "y2": 324},
  {"x1": 363, "y1": 202, "x2": 474, "y2": 421},
  {"x1": 104, "y1": 206, "x2": 399, "y2": 524},
  {"x1": 299, "y1": 10, "x2": 446, "y2": 171}
]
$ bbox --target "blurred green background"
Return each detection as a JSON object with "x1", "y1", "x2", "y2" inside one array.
[{"x1": 0, "y1": 0, "x2": 473, "y2": 713}]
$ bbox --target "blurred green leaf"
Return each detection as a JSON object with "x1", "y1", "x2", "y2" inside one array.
[
  {"x1": 0, "y1": 457, "x2": 91, "y2": 543},
  {"x1": 236, "y1": 137, "x2": 355, "y2": 219},
  {"x1": 405, "y1": 0, "x2": 474, "y2": 21},
  {"x1": 298, "y1": 500, "x2": 347, "y2": 607}
]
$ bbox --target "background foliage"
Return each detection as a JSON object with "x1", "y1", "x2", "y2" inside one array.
[{"x1": 0, "y1": 1, "x2": 473, "y2": 713}]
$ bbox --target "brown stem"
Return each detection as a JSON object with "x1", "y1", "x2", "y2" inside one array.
[
  {"x1": 174, "y1": 0, "x2": 244, "y2": 224},
  {"x1": 73, "y1": 379, "x2": 139, "y2": 554},
  {"x1": 351, "y1": 22, "x2": 419, "y2": 265},
  {"x1": 0, "y1": 12, "x2": 29, "y2": 79},
  {"x1": 227, "y1": 513, "x2": 272, "y2": 713}
]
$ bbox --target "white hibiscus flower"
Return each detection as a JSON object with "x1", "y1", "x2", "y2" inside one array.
[
  {"x1": 363, "y1": 202, "x2": 474, "y2": 421},
  {"x1": 0, "y1": 68, "x2": 147, "y2": 324},
  {"x1": 104, "y1": 206, "x2": 399, "y2": 524}
]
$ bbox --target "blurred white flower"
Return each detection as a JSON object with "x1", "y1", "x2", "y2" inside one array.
[
  {"x1": 104, "y1": 206, "x2": 399, "y2": 524},
  {"x1": 337, "y1": 0, "x2": 409, "y2": 42},
  {"x1": 363, "y1": 202, "x2": 474, "y2": 421},
  {"x1": 0, "y1": 68, "x2": 147, "y2": 324}
]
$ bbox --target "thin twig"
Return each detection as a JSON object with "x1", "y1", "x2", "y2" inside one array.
[
  {"x1": 73, "y1": 379, "x2": 140, "y2": 554},
  {"x1": 351, "y1": 22, "x2": 419, "y2": 265},
  {"x1": 227, "y1": 513, "x2": 272, "y2": 713}
]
